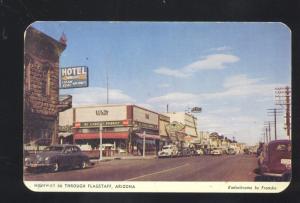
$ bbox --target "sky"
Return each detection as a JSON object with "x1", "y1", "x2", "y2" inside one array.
[{"x1": 31, "y1": 22, "x2": 291, "y2": 145}]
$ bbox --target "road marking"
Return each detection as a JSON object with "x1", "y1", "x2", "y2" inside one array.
[{"x1": 125, "y1": 163, "x2": 189, "y2": 181}]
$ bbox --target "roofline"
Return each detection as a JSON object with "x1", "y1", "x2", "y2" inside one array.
[{"x1": 26, "y1": 26, "x2": 66, "y2": 50}]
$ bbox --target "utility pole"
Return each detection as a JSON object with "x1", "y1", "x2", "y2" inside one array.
[
  {"x1": 99, "y1": 122, "x2": 103, "y2": 161},
  {"x1": 275, "y1": 86, "x2": 291, "y2": 139},
  {"x1": 264, "y1": 121, "x2": 273, "y2": 142},
  {"x1": 267, "y1": 108, "x2": 283, "y2": 140},
  {"x1": 265, "y1": 128, "x2": 268, "y2": 143}
]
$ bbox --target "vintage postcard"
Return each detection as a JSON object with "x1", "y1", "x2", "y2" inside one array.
[{"x1": 23, "y1": 22, "x2": 291, "y2": 193}]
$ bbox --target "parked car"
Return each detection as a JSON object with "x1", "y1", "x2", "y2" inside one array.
[
  {"x1": 24, "y1": 138, "x2": 52, "y2": 153},
  {"x1": 227, "y1": 148, "x2": 236, "y2": 155},
  {"x1": 177, "y1": 147, "x2": 192, "y2": 157},
  {"x1": 158, "y1": 145, "x2": 178, "y2": 158},
  {"x1": 195, "y1": 148, "x2": 204, "y2": 156},
  {"x1": 24, "y1": 144, "x2": 91, "y2": 172},
  {"x1": 258, "y1": 140, "x2": 291, "y2": 180},
  {"x1": 211, "y1": 148, "x2": 223, "y2": 155}
]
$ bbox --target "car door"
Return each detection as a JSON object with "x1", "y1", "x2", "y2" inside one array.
[
  {"x1": 71, "y1": 146, "x2": 83, "y2": 166},
  {"x1": 62, "y1": 146, "x2": 74, "y2": 168}
]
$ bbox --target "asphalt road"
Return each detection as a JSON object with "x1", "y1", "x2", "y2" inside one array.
[{"x1": 24, "y1": 154, "x2": 258, "y2": 181}]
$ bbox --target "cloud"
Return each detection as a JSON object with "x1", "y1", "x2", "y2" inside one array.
[
  {"x1": 147, "y1": 92, "x2": 200, "y2": 104},
  {"x1": 202, "y1": 74, "x2": 286, "y2": 99},
  {"x1": 66, "y1": 87, "x2": 135, "y2": 106},
  {"x1": 154, "y1": 67, "x2": 190, "y2": 78},
  {"x1": 209, "y1": 107, "x2": 241, "y2": 114},
  {"x1": 209, "y1": 46, "x2": 232, "y2": 52},
  {"x1": 223, "y1": 74, "x2": 263, "y2": 89},
  {"x1": 146, "y1": 92, "x2": 202, "y2": 112},
  {"x1": 183, "y1": 54, "x2": 239, "y2": 73},
  {"x1": 147, "y1": 74, "x2": 283, "y2": 106},
  {"x1": 154, "y1": 54, "x2": 240, "y2": 78}
]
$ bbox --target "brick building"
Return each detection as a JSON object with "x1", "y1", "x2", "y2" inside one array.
[{"x1": 24, "y1": 27, "x2": 71, "y2": 145}]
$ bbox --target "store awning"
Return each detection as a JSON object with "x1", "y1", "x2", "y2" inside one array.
[
  {"x1": 135, "y1": 133, "x2": 160, "y2": 140},
  {"x1": 58, "y1": 132, "x2": 73, "y2": 138},
  {"x1": 74, "y1": 132, "x2": 128, "y2": 140}
]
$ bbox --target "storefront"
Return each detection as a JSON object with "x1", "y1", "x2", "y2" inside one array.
[{"x1": 59, "y1": 104, "x2": 160, "y2": 156}]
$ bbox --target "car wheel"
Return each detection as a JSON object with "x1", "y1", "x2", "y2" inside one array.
[
  {"x1": 81, "y1": 160, "x2": 88, "y2": 169},
  {"x1": 52, "y1": 162, "x2": 60, "y2": 172}
]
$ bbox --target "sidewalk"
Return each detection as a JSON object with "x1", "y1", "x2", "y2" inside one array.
[{"x1": 90, "y1": 154, "x2": 158, "y2": 163}]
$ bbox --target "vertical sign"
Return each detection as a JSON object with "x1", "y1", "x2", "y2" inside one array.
[{"x1": 60, "y1": 66, "x2": 89, "y2": 89}]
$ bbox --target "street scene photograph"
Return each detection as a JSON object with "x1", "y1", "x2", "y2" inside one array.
[{"x1": 23, "y1": 22, "x2": 291, "y2": 192}]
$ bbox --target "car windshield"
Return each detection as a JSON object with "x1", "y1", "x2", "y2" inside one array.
[{"x1": 43, "y1": 146, "x2": 64, "y2": 152}]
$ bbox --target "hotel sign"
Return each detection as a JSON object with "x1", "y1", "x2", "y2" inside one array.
[{"x1": 60, "y1": 66, "x2": 89, "y2": 89}]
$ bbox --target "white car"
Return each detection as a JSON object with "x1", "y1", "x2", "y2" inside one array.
[
  {"x1": 195, "y1": 149, "x2": 204, "y2": 155},
  {"x1": 211, "y1": 148, "x2": 222, "y2": 155},
  {"x1": 158, "y1": 145, "x2": 178, "y2": 158}
]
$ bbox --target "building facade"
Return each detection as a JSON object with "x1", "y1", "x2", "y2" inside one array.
[
  {"x1": 158, "y1": 114, "x2": 171, "y2": 146},
  {"x1": 163, "y1": 112, "x2": 198, "y2": 146},
  {"x1": 24, "y1": 27, "x2": 71, "y2": 145},
  {"x1": 59, "y1": 104, "x2": 160, "y2": 156}
]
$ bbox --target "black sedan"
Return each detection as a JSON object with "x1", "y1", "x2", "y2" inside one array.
[{"x1": 24, "y1": 144, "x2": 91, "y2": 172}]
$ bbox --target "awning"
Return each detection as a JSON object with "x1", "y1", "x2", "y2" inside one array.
[
  {"x1": 135, "y1": 133, "x2": 160, "y2": 140},
  {"x1": 58, "y1": 132, "x2": 73, "y2": 138},
  {"x1": 74, "y1": 132, "x2": 128, "y2": 140}
]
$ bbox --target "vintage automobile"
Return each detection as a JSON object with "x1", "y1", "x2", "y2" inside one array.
[
  {"x1": 24, "y1": 138, "x2": 52, "y2": 153},
  {"x1": 158, "y1": 145, "x2": 178, "y2": 158},
  {"x1": 258, "y1": 140, "x2": 291, "y2": 180},
  {"x1": 227, "y1": 148, "x2": 236, "y2": 155},
  {"x1": 177, "y1": 147, "x2": 193, "y2": 157},
  {"x1": 24, "y1": 144, "x2": 91, "y2": 172},
  {"x1": 211, "y1": 148, "x2": 223, "y2": 155}
]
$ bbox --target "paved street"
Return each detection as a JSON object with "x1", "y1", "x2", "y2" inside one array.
[
  {"x1": 24, "y1": 155, "x2": 257, "y2": 181},
  {"x1": 24, "y1": 154, "x2": 258, "y2": 181}
]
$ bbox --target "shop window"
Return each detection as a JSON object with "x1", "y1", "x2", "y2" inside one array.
[{"x1": 80, "y1": 128, "x2": 99, "y2": 133}]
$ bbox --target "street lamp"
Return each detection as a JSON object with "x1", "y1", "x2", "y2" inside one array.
[{"x1": 99, "y1": 122, "x2": 103, "y2": 161}]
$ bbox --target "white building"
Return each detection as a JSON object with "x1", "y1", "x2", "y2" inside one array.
[{"x1": 163, "y1": 112, "x2": 198, "y2": 145}]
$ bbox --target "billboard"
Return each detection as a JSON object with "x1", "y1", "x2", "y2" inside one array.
[{"x1": 60, "y1": 66, "x2": 88, "y2": 89}]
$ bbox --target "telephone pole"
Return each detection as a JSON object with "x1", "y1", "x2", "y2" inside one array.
[
  {"x1": 267, "y1": 108, "x2": 283, "y2": 140},
  {"x1": 264, "y1": 121, "x2": 273, "y2": 142},
  {"x1": 275, "y1": 86, "x2": 291, "y2": 139}
]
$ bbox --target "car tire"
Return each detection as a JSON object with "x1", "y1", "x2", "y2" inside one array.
[
  {"x1": 81, "y1": 160, "x2": 88, "y2": 169},
  {"x1": 52, "y1": 162, "x2": 60, "y2": 172}
]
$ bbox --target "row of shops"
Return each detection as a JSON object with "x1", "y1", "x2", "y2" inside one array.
[{"x1": 59, "y1": 105, "x2": 199, "y2": 156}]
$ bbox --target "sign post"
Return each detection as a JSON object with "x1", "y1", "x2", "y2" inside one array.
[{"x1": 99, "y1": 122, "x2": 103, "y2": 161}]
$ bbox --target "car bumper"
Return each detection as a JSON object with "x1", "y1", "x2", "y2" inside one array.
[
  {"x1": 25, "y1": 163, "x2": 53, "y2": 168},
  {"x1": 261, "y1": 170, "x2": 291, "y2": 177},
  {"x1": 158, "y1": 154, "x2": 171, "y2": 157}
]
